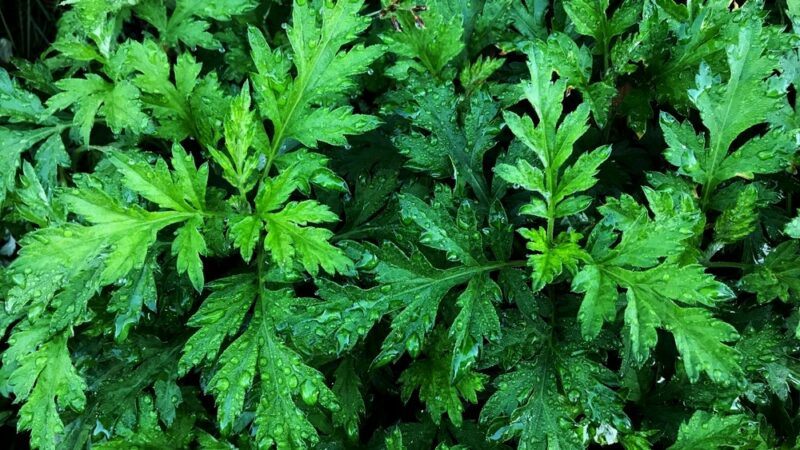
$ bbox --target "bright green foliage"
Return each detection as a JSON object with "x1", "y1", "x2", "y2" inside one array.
[
  {"x1": 107, "y1": 259, "x2": 157, "y2": 341},
  {"x1": 737, "y1": 323, "x2": 800, "y2": 401},
  {"x1": 660, "y1": 22, "x2": 797, "y2": 205},
  {"x1": 6, "y1": 333, "x2": 86, "y2": 450},
  {"x1": 495, "y1": 43, "x2": 610, "y2": 291},
  {"x1": 561, "y1": 0, "x2": 641, "y2": 124},
  {"x1": 2, "y1": 0, "x2": 800, "y2": 449},
  {"x1": 247, "y1": 0, "x2": 382, "y2": 153},
  {"x1": 385, "y1": 427, "x2": 405, "y2": 450},
  {"x1": 573, "y1": 189, "x2": 741, "y2": 383},
  {"x1": 539, "y1": 33, "x2": 618, "y2": 127},
  {"x1": 563, "y1": 0, "x2": 640, "y2": 54},
  {"x1": 520, "y1": 228, "x2": 587, "y2": 291},
  {"x1": 89, "y1": 393, "x2": 197, "y2": 449},
  {"x1": 296, "y1": 241, "x2": 446, "y2": 358},
  {"x1": 219, "y1": 85, "x2": 353, "y2": 275},
  {"x1": 399, "y1": 190, "x2": 486, "y2": 265},
  {"x1": 180, "y1": 275, "x2": 339, "y2": 447},
  {"x1": 0, "y1": 68, "x2": 45, "y2": 121},
  {"x1": 714, "y1": 184, "x2": 759, "y2": 244},
  {"x1": 135, "y1": 0, "x2": 258, "y2": 50},
  {"x1": 120, "y1": 40, "x2": 226, "y2": 144},
  {"x1": 210, "y1": 83, "x2": 261, "y2": 194},
  {"x1": 0, "y1": 127, "x2": 67, "y2": 206},
  {"x1": 668, "y1": 411, "x2": 765, "y2": 450},
  {"x1": 0, "y1": 68, "x2": 68, "y2": 206},
  {"x1": 381, "y1": 1, "x2": 464, "y2": 79},
  {"x1": 741, "y1": 242, "x2": 800, "y2": 304},
  {"x1": 178, "y1": 275, "x2": 255, "y2": 373}
]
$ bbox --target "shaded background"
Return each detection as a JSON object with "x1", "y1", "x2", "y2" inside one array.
[{"x1": 0, "y1": 0, "x2": 58, "y2": 65}]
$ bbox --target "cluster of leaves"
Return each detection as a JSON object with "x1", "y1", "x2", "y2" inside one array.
[{"x1": 2, "y1": 0, "x2": 800, "y2": 448}]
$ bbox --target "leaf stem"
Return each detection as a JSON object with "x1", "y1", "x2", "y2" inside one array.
[
  {"x1": 546, "y1": 170, "x2": 557, "y2": 243},
  {"x1": 705, "y1": 261, "x2": 752, "y2": 270}
]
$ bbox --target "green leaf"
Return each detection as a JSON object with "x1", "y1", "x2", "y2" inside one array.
[
  {"x1": 295, "y1": 242, "x2": 508, "y2": 360},
  {"x1": 6, "y1": 333, "x2": 86, "y2": 450},
  {"x1": 381, "y1": 2, "x2": 464, "y2": 78},
  {"x1": 741, "y1": 241, "x2": 800, "y2": 303},
  {"x1": 668, "y1": 411, "x2": 763, "y2": 450},
  {"x1": 107, "y1": 150, "x2": 205, "y2": 212},
  {"x1": 107, "y1": 259, "x2": 157, "y2": 342},
  {"x1": 170, "y1": 143, "x2": 208, "y2": 211},
  {"x1": 211, "y1": 82, "x2": 260, "y2": 193},
  {"x1": 575, "y1": 192, "x2": 740, "y2": 383},
  {"x1": 493, "y1": 159, "x2": 544, "y2": 194},
  {"x1": 179, "y1": 275, "x2": 257, "y2": 374},
  {"x1": 660, "y1": 111, "x2": 706, "y2": 183},
  {"x1": 287, "y1": 106, "x2": 380, "y2": 148},
  {"x1": 385, "y1": 428, "x2": 406, "y2": 450},
  {"x1": 520, "y1": 228, "x2": 588, "y2": 291},
  {"x1": 136, "y1": 0, "x2": 257, "y2": 49},
  {"x1": 786, "y1": 214, "x2": 800, "y2": 239},
  {"x1": 89, "y1": 394, "x2": 196, "y2": 449},
  {"x1": 252, "y1": 303, "x2": 338, "y2": 448},
  {"x1": 33, "y1": 133, "x2": 70, "y2": 193},
  {"x1": 400, "y1": 331, "x2": 487, "y2": 427},
  {"x1": 0, "y1": 67, "x2": 45, "y2": 121},
  {"x1": 153, "y1": 378, "x2": 182, "y2": 427},
  {"x1": 737, "y1": 324, "x2": 800, "y2": 402},
  {"x1": 563, "y1": 0, "x2": 639, "y2": 44},
  {"x1": 555, "y1": 145, "x2": 611, "y2": 204},
  {"x1": 399, "y1": 192, "x2": 485, "y2": 266},
  {"x1": 14, "y1": 162, "x2": 64, "y2": 227},
  {"x1": 5, "y1": 185, "x2": 191, "y2": 317},
  {"x1": 248, "y1": 0, "x2": 382, "y2": 157},
  {"x1": 713, "y1": 184, "x2": 758, "y2": 244},
  {"x1": 501, "y1": 42, "x2": 608, "y2": 229},
  {"x1": 449, "y1": 273, "x2": 502, "y2": 380},
  {"x1": 208, "y1": 314, "x2": 259, "y2": 430},
  {"x1": 596, "y1": 264, "x2": 741, "y2": 383},
  {"x1": 392, "y1": 82, "x2": 498, "y2": 204},
  {"x1": 572, "y1": 264, "x2": 618, "y2": 339},
  {"x1": 171, "y1": 218, "x2": 207, "y2": 292},
  {"x1": 460, "y1": 56, "x2": 505, "y2": 95},
  {"x1": 0, "y1": 126, "x2": 63, "y2": 206},
  {"x1": 229, "y1": 214, "x2": 261, "y2": 262},
  {"x1": 46, "y1": 76, "x2": 150, "y2": 143},
  {"x1": 509, "y1": 0, "x2": 549, "y2": 40},
  {"x1": 273, "y1": 149, "x2": 348, "y2": 194},
  {"x1": 331, "y1": 359, "x2": 365, "y2": 439},
  {"x1": 122, "y1": 40, "x2": 219, "y2": 143},
  {"x1": 544, "y1": 33, "x2": 616, "y2": 126},
  {"x1": 481, "y1": 347, "x2": 626, "y2": 449},
  {"x1": 182, "y1": 274, "x2": 338, "y2": 446},
  {"x1": 596, "y1": 189, "x2": 701, "y2": 268},
  {"x1": 262, "y1": 200, "x2": 352, "y2": 276},
  {"x1": 662, "y1": 22, "x2": 796, "y2": 202}
]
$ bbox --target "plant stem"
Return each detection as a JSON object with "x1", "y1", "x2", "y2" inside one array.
[
  {"x1": 705, "y1": 261, "x2": 752, "y2": 270},
  {"x1": 546, "y1": 168, "x2": 557, "y2": 243}
]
